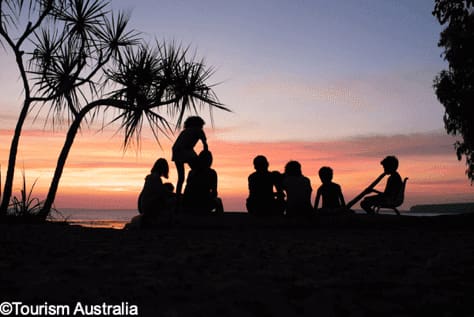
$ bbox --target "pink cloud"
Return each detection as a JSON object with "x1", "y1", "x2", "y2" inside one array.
[{"x1": 1, "y1": 128, "x2": 473, "y2": 211}]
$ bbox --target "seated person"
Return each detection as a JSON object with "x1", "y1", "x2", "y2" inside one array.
[
  {"x1": 314, "y1": 166, "x2": 346, "y2": 212},
  {"x1": 282, "y1": 161, "x2": 313, "y2": 216},
  {"x1": 360, "y1": 156, "x2": 403, "y2": 214},
  {"x1": 246, "y1": 155, "x2": 284, "y2": 216},
  {"x1": 182, "y1": 150, "x2": 224, "y2": 214},
  {"x1": 136, "y1": 158, "x2": 174, "y2": 226},
  {"x1": 163, "y1": 182, "x2": 177, "y2": 212}
]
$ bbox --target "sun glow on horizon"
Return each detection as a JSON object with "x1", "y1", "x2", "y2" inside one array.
[{"x1": 1, "y1": 126, "x2": 473, "y2": 212}]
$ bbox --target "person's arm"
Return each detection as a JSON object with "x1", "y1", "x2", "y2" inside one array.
[
  {"x1": 306, "y1": 177, "x2": 312, "y2": 197},
  {"x1": 248, "y1": 175, "x2": 254, "y2": 193},
  {"x1": 368, "y1": 173, "x2": 387, "y2": 193},
  {"x1": 338, "y1": 186, "x2": 346, "y2": 207},
  {"x1": 272, "y1": 171, "x2": 284, "y2": 198},
  {"x1": 314, "y1": 188, "x2": 321, "y2": 211},
  {"x1": 200, "y1": 130, "x2": 208, "y2": 151},
  {"x1": 346, "y1": 172, "x2": 386, "y2": 208},
  {"x1": 210, "y1": 169, "x2": 218, "y2": 198}
]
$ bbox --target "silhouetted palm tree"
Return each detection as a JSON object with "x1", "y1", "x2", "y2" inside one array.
[
  {"x1": 0, "y1": 0, "x2": 56, "y2": 215},
  {"x1": 1, "y1": 0, "x2": 229, "y2": 219},
  {"x1": 38, "y1": 42, "x2": 228, "y2": 217},
  {"x1": 1, "y1": 0, "x2": 141, "y2": 215}
]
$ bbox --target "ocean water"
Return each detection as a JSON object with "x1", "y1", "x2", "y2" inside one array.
[
  {"x1": 53, "y1": 209, "x2": 137, "y2": 229},
  {"x1": 53, "y1": 208, "x2": 469, "y2": 230}
]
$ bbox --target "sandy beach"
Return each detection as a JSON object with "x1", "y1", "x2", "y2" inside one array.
[{"x1": 1, "y1": 213, "x2": 474, "y2": 316}]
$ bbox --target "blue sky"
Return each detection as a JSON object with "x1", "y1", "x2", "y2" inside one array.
[
  {"x1": 105, "y1": 0, "x2": 447, "y2": 142},
  {"x1": 1, "y1": 0, "x2": 446, "y2": 141}
]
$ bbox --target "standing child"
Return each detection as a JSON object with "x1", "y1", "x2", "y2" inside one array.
[
  {"x1": 314, "y1": 166, "x2": 345, "y2": 212},
  {"x1": 172, "y1": 116, "x2": 208, "y2": 198}
]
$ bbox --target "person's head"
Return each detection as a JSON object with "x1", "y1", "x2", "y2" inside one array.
[
  {"x1": 151, "y1": 158, "x2": 169, "y2": 178},
  {"x1": 381, "y1": 156, "x2": 398, "y2": 174},
  {"x1": 318, "y1": 166, "x2": 333, "y2": 184},
  {"x1": 253, "y1": 155, "x2": 269, "y2": 172},
  {"x1": 271, "y1": 170, "x2": 283, "y2": 185},
  {"x1": 285, "y1": 161, "x2": 302, "y2": 177},
  {"x1": 163, "y1": 182, "x2": 175, "y2": 193},
  {"x1": 184, "y1": 116, "x2": 205, "y2": 129},
  {"x1": 199, "y1": 150, "x2": 213, "y2": 168}
]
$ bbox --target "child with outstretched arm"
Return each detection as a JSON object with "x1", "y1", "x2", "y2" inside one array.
[{"x1": 172, "y1": 116, "x2": 208, "y2": 198}]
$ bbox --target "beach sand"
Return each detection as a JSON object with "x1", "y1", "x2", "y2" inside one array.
[{"x1": 1, "y1": 213, "x2": 474, "y2": 316}]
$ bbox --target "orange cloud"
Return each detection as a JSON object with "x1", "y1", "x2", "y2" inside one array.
[{"x1": 1, "y1": 128, "x2": 473, "y2": 212}]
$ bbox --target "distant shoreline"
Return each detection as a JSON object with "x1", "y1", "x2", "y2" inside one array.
[
  {"x1": 51, "y1": 204, "x2": 474, "y2": 230},
  {"x1": 53, "y1": 208, "x2": 474, "y2": 230},
  {"x1": 410, "y1": 202, "x2": 474, "y2": 214}
]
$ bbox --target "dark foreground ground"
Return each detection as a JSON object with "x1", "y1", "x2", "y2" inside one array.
[{"x1": 1, "y1": 213, "x2": 474, "y2": 317}]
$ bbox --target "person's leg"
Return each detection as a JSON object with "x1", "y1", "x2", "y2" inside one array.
[
  {"x1": 175, "y1": 161, "x2": 185, "y2": 196},
  {"x1": 214, "y1": 197, "x2": 224, "y2": 214},
  {"x1": 173, "y1": 162, "x2": 186, "y2": 216},
  {"x1": 188, "y1": 155, "x2": 199, "y2": 170},
  {"x1": 246, "y1": 198, "x2": 254, "y2": 214},
  {"x1": 361, "y1": 195, "x2": 378, "y2": 214}
]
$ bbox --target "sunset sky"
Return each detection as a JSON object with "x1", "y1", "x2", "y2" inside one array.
[{"x1": 0, "y1": 0, "x2": 473, "y2": 211}]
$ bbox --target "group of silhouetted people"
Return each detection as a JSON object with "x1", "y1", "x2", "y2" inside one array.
[
  {"x1": 132, "y1": 116, "x2": 404, "y2": 227},
  {"x1": 246, "y1": 155, "x2": 342, "y2": 216},
  {"x1": 246, "y1": 154, "x2": 402, "y2": 216},
  {"x1": 247, "y1": 157, "x2": 316, "y2": 216},
  {"x1": 132, "y1": 116, "x2": 222, "y2": 227}
]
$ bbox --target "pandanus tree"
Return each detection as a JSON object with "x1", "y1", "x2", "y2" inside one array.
[
  {"x1": 38, "y1": 43, "x2": 228, "y2": 218},
  {"x1": 1, "y1": 0, "x2": 229, "y2": 218},
  {"x1": 0, "y1": 0, "x2": 143, "y2": 215},
  {"x1": 0, "y1": 0, "x2": 57, "y2": 215}
]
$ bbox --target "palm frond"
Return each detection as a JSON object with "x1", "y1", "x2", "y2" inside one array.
[
  {"x1": 105, "y1": 44, "x2": 175, "y2": 150},
  {"x1": 107, "y1": 44, "x2": 162, "y2": 107},
  {"x1": 53, "y1": 0, "x2": 107, "y2": 46},
  {"x1": 107, "y1": 107, "x2": 172, "y2": 151},
  {"x1": 157, "y1": 43, "x2": 229, "y2": 129},
  {"x1": 28, "y1": 26, "x2": 63, "y2": 73},
  {"x1": 30, "y1": 43, "x2": 92, "y2": 123},
  {"x1": 1, "y1": 0, "x2": 27, "y2": 29},
  {"x1": 96, "y1": 11, "x2": 140, "y2": 59},
  {"x1": 1, "y1": 0, "x2": 54, "y2": 32},
  {"x1": 106, "y1": 41, "x2": 229, "y2": 149}
]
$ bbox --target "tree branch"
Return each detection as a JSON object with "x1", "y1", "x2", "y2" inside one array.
[{"x1": 16, "y1": 0, "x2": 54, "y2": 49}]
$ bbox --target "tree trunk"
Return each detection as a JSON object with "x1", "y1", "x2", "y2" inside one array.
[
  {"x1": 38, "y1": 100, "x2": 126, "y2": 219},
  {"x1": 0, "y1": 100, "x2": 31, "y2": 215},
  {"x1": 39, "y1": 113, "x2": 85, "y2": 219},
  {"x1": 0, "y1": 30, "x2": 38, "y2": 215}
]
